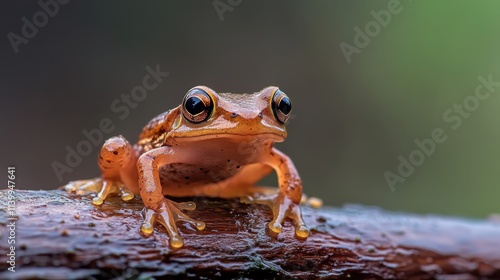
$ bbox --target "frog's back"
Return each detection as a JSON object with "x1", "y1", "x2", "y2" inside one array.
[{"x1": 135, "y1": 108, "x2": 178, "y2": 154}]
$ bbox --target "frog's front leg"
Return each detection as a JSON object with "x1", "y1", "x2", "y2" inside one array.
[
  {"x1": 137, "y1": 147, "x2": 205, "y2": 248},
  {"x1": 65, "y1": 136, "x2": 138, "y2": 205},
  {"x1": 245, "y1": 147, "x2": 309, "y2": 238}
]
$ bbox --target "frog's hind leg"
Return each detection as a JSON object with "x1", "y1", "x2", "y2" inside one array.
[
  {"x1": 188, "y1": 163, "x2": 275, "y2": 198},
  {"x1": 64, "y1": 136, "x2": 139, "y2": 205},
  {"x1": 202, "y1": 163, "x2": 322, "y2": 208}
]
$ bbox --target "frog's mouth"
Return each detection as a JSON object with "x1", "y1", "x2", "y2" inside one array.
[
  {"x1": 167, "y1": 115, "x2": 287, "y2": 143},
  {"x1": 166, "y1": 132, "x2": 286, "y2": 143}
]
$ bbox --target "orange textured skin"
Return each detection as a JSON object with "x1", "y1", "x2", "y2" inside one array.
[{"x1": 65, "y1": 86, "x2": 309, "y2": 248}]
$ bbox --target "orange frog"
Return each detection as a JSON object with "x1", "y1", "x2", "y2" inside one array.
[{"x1": 65, "y1": 86, "x2": 314, "y2": 248}]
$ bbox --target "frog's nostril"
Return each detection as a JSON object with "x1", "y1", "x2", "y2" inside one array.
[{"x1": 236, "y1": 109, "x2": 262, "y2": 119}]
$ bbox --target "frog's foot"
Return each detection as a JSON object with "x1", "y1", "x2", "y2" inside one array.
[
  {"x1": 300, "y1": 194, "x2": 324, "y2": 209},
  {"x1": 242, "y1": 193, "x2": 310, "y2": 238},
  {"x1": 64, "y1": 179, "x2": 103, "y2": 195},
  {"x1": 140, "y1": 198, "x2": 206, "y2": 248},
  {"x1": 64, "y1": 178, "x2": 134, "y2": 206},
  {"x1": 245, "y1": 187, "x2": 323, "y2": 209}
]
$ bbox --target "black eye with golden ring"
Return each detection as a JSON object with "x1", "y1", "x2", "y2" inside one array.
[
  {"x1": 182, "y1": 89, "x2": 214, "y2": 123},
  {"x1": 272, "y1": 89, "x2": 292, "y2": 124}
]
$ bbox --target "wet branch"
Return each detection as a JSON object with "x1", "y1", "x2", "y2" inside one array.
[{"x1": 0, "y1": 190, "x2": 499, "y2": 279}]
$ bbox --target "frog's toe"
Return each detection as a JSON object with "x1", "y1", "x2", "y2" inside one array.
[
  {"x1": 140, "y1": 199, "x2": 204, "y2": 248},
  {"x1": 304, "y1": 197, "x2": 323, "y2": 209},
  {"x1": 65, "y1": 178, "x2": 134, "y2": 205},
  {"x1": 140, "y1": 207, "x2": 156, "y2": 235},
  {"x1": 240, "y1": 196, "x2": 254, "y2": 204},
  {"x1": 173, "y1": 201, "x2": 197, "y2": 211},
  {"x1": 268, "y1": 202, "x2": 287, "y2": 233},
  {"x1": 300, "y1": 194, "x2": 323, "y2": 209},
  {"x1": 119, "y1": 187, "x2": 135, "y2": 201},
  {"x1": 290, "y1": 205, "x2": 310, "y2": 238},
  {"x1": 174, "y1": 207, "x2": 206, "y2": 231},
  {"x1": 91, "y1": 180, "x2": 114, "y2": 205},
  {"x1": 64, "y1": 179, "x2": 103, "y2": 195},
  {"x1": 247, "y1": 193, "x2": 310, "y2": 238},
  {"x1": 92, "y1": 180, "x2": 134, "y2": 205}
]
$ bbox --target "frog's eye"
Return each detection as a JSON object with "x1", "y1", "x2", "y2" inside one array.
[
  {"x1": 271, "y1": 89, "x2": 292, "y2": 124},
  {"x1": 182, "y1": 89, "x2": 214, "y2": 123}
]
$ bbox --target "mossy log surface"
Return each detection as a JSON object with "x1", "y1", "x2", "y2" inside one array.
[{"x1": 1, "y1": 190, "x2": 500, "y2": 279}]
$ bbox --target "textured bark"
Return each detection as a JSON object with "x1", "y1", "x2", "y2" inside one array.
[{"x1": 0, "y1": 190, "x2": 499, "y2": 279}]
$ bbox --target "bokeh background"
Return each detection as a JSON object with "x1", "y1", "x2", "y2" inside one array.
[{"x1": 2, "y1": 1, "x2": 500, "y2": 218}]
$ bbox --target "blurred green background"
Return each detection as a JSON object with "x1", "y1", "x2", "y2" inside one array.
[{"x1": 1, "y1": 1, "x2": 499, "y2": 218}]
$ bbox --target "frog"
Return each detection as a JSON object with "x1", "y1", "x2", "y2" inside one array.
[{"x1": 65, "y1": 86, "x2": 312, "y2": 248}]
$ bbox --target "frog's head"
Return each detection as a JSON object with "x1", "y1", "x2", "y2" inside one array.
[{"x1": 167, "y1": 86, "x2": 292, "y2": 142}]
